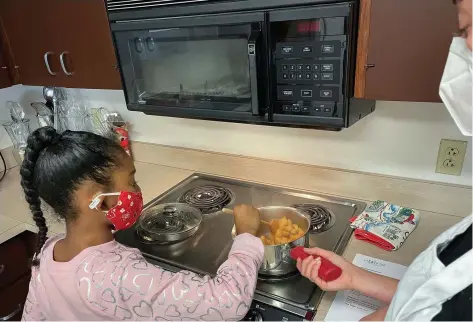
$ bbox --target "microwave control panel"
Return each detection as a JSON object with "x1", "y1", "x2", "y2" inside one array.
[{"x1": 274, "y1": 40, "x2": 344, "y2": 118}]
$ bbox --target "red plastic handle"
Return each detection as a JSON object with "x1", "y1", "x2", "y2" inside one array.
[{"x1": 290, "y1": 246, "x2": 342, "y2": 282}]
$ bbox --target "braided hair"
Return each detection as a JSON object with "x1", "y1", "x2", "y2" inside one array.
[{"x1": 20, "y1": 126, "x2": 125, "y2": 266}]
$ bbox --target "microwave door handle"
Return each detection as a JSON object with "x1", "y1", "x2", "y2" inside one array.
[{"x1": 248, "y1": 30, "x2": 260, "y2": 116}]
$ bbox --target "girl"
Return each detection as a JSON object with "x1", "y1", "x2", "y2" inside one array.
[{"x1": 20, "y1": 126, "x2": 263, "y2": 321}]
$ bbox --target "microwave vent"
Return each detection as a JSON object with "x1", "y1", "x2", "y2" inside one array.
[{"x1": 106, "y1": 0, "x2": 220, "y2": 11}]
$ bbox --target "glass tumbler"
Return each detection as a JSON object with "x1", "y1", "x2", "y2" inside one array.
[{"x1": 2, "y1": 119, "x2": 31, "y2": 162}]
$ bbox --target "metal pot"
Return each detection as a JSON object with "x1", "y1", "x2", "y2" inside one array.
[{"x1": 232, "y1": 206, "x2": 310, "y2": 276}]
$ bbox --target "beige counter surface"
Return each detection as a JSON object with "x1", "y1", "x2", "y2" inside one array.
[{"x1": 0, "y1": 150, "x2": 467, "y2": 320}]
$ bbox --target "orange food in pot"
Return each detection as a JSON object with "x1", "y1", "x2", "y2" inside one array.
[{"x1": 260, "y1": 216, "x2": 305, "y2": 245}]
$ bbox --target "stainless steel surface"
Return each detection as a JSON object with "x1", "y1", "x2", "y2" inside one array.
[
  {"x1": 60, "y1": 51, "x2": 73, "y2": 76},
  {"x1": 136, "y1": 202, "x2": 202, "y2": 243},
  {"x1": 115, "y1": 173, "x2": 366, "y2": 316},
  {"x1": 43, "y1": 51, "x2": 56, "y2": 76}
]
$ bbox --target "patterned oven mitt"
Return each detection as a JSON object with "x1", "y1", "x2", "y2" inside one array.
[{"x1": 349, "y1": 200, "x2": 420, "y2": 251}]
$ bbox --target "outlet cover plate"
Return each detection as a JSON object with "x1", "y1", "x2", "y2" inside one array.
[{"x1": 436, "y1": 139, "x2": 468, "y2": 176}]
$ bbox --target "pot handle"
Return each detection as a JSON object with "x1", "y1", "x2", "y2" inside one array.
[
  {"x1": 290, "y1": 246, "x2": 342, "y2": 282},
  {"x1": 280, "y1": 244, "x2": 294, "y2": 263}
]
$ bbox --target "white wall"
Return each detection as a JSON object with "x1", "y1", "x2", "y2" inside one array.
[{"x1": 1, "y1": 85, "x2": 471, "y2": 186}]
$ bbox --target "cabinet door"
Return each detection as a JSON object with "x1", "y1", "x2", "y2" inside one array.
[
  {"x1": 0, "y1": 15, "x2": 16, "y2": 88},
  {"x1": 0, "y1": 46, "x2": 11, "y2": 88},
  {"x1": 49, "y1": 0, "x2": 122, "y2": 90},
  {"x1": 0, "y1": 0, "x2": 64, "y2": 86},
  {"x1": 0, "y1": 275, "x2": 30, "y2": 321},
  {"x1": 354, "y1": 0, "x2": 458, "y2": 102}
]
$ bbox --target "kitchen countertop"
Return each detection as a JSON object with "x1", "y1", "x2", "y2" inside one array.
[{"x1": 0, "y1": 159, "x2": 465, "y2": 320}]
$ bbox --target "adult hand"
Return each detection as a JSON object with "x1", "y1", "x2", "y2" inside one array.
[
  {"x1": 296, "y1": 247, "x2": 361, "y2": 292},
  {"x1": 233, "y1": 204, "x2": 260, "y2": 236}
]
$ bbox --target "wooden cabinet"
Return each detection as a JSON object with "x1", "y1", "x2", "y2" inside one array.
[
  {"x1": 0, "y1": 16, "x2": 13, "y2": 88},
  {"x1": 0, "y1": 0, "x2": 61, "y2": 87},
  {"x1": 0, "y1": 0, "x2": 122, "y2": 89},
  {"x1": 0, "y1": 45, "x2": 11, "y2": 88},
  {"x1": 354, "y1": 0, "x2": 458, "y2": 102},
  {"x1": 0, "y1": 231, "x2": 37, "y2": 321},
  {"x1": 43, "y1": 0, "x2": 122, "y2": 89},
  {"x1": 0, "y1": 277, "x2": 30, "y2": 321}
]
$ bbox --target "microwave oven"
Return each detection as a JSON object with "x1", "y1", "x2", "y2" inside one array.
[{"x1": 108, "y1": 0, "x2": 375, "y2": 130}]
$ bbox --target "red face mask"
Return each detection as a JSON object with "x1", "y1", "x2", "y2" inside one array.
[{"x1": 89, "y1": 191, "x2": 144, "y2": 230}]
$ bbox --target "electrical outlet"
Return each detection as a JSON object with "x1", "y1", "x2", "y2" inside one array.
[{"x1": 436, "y1": 139, "x2": 468, "y2": 176}]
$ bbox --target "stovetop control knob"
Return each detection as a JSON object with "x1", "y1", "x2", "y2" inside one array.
[{"x1": 245, "y1": 309, "x2": 263, "y2": 321}]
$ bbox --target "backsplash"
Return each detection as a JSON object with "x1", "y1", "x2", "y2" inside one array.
[{"x1": 1, "y1": 85, "x2": 471, "y2": 186}]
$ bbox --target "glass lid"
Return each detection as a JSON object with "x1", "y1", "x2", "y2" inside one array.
[{"x1": 138, "y1": 203, "x2": 202, "y2": 236}]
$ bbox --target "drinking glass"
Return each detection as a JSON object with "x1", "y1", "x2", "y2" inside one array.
[{"x1": 2, "y1": 119, "x2": 31, "y2": 162}]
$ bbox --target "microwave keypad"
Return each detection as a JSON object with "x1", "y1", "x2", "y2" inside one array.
[
  {"x1": 281, "y1": 102, "x2": 335, "y2": 116},
  {"x1": 274, "y1": 39, "x2": 344, "y2": 118},
  {"x1": 276, "y1": 41, "x2": 341, "y2": 58},
  {"x1": 277, "y1": 60, "x2": 339, "y2": 84},
  {"x1": 277, "y1": 85, "x2": 339, "y2": 101}
]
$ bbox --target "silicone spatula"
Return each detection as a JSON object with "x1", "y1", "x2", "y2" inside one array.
[{"x1": 290, "y1": 246, "x2": 342, "y2": 282}]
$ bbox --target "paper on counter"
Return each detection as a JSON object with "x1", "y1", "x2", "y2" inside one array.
[{"x1": 324, "y1": 254, "x2": 407, "y2": 321}]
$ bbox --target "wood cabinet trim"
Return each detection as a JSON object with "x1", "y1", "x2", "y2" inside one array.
[{"x1": 354, "y1": 0, "x2": 371, "y2": 98}]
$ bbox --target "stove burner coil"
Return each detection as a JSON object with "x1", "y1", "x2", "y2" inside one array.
[
  {"x1": 292, "y1": 204, "x2": 335, "y2": 233},
  {"x1": 179, "y1": 185, "x2": 234, "y2": 214}
]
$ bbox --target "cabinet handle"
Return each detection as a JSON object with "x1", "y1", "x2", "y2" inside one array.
[
  {"x1": 365, "y1": 64, "x2": 375, "y2": 69},
  {"x1": 0, "y1": 264, "x2": 4, "y2": 275},
  {"x1": 44, "y1": 51, "x2": 56, "y2": 76},
  {"x1": 59, "y1": 51, "x2": 73, "y2": 76},
  {"x1": 1, "y1": 66, "x2": 7, "y2": 70},
  {"x1": 0, "y1": 304, "x2": 22, "y2": 321}
]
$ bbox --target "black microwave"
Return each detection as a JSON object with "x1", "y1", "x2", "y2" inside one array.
[{"x1": 108, "y1": 0, "x2": 375, "y2": 130}]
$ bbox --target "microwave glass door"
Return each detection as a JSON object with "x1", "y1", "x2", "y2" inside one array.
[{"x1": 113, "y1": 15, "x2": 265, "y2": 120}]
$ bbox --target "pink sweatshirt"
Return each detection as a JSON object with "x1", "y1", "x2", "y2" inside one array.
[{"x1": 21, "y1": 234, "x2": 264, "y2": 321}]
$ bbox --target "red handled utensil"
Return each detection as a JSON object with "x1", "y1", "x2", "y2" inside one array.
[{"x1": 290, "y1": 246, "x2": 342, "y2": 282}]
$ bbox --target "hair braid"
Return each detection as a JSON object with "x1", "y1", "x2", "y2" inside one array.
[{"x1": 20, "y1": 127, "x2": 60, "y2": 266}]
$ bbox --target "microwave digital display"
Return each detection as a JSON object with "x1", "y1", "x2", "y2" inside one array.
[
  {"x1": 273, "y1": 19, "x2": 322, "y2": 40},
  {"x1": 297, "y1": 21, "x2": 320, "y2": 33}
]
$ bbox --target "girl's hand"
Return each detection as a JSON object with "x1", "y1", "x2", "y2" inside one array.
[
  {"x1": 233, "y1": 204, "x2": 260, "y2": 236},
  {"x1": 296, "y1": 247, "x2": 360, "y2": 292}
]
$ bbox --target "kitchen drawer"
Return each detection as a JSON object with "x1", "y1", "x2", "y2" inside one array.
[
  {"x1": 0, "y1": 232, "x2": 36, "y2": 289},
  {"x1": 0, "y1": 275, "x2": 30, "y2": 321}
]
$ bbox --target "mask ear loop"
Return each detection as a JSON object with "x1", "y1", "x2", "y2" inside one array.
[{"x1": 88, "y1": 192, "x2": 120, "y2": 210}]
